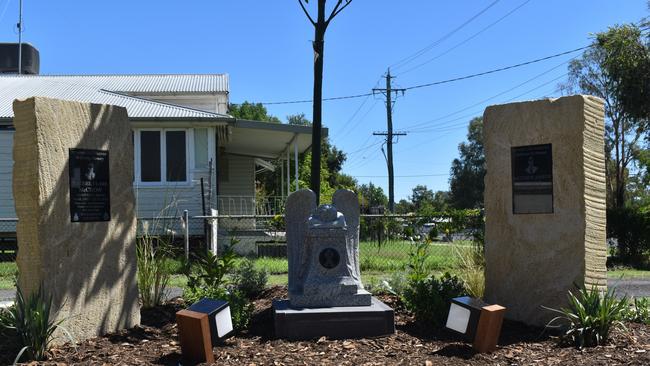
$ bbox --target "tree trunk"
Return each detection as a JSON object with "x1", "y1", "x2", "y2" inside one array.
[
  {"x1": 309, "y1": 0, "x2": 327, "y2": 204},
  {"x1": 614, "y1": 119, "x2": 622, "y2": 208}
]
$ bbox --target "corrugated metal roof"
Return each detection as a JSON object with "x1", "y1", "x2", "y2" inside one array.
[
  {"x1": 0, "y1": 74, "x2": 229, "y2": 93},
  {"x1": 0, "y1": 76, "x2": 232, "y2": 119}
]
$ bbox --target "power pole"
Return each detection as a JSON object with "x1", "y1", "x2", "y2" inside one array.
[
  {"x1": 17, "y1": 0, "x2": 23, "y2": 75},
  {"x1": 373, "y1": 68, "x2": 406, "y2": 212}
]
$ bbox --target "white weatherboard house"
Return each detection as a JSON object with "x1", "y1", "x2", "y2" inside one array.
[{"x1": 0, "y1": 74, "x2": 316, "y2": 244}]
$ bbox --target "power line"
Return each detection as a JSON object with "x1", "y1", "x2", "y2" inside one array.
[
  {"x1": 391, "y1": 0, "x2": 501, "y2": 70},
  {"x1": 403, "y1": 46, "x2": 589, "y2": 91},
  {"x1": 353, "y1": 174, "x2": 449, "y2": 178},
  {"x1": 403, "y1": 58, "x2": 574, "y2": 131},
  {"x1": 256, "y1": 92, "x2": 373, "y2": 105},
  {"x1": 240, "y1": 45, "x2": 589, "y2": 106},
  {"x1": 397, "y1": 0, "x2": 532, "y2": 76}
]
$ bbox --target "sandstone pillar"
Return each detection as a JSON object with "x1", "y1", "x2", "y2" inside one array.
[
  {"x1": 12, "y1": 97, "x2": 140, "y2": 342},
  {"x1": 483, "y1": 95, "x2": 606, "y2": 326}
]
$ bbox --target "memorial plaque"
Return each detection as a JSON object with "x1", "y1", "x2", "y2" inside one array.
[
  {"x1": 69, "y1": 148, "x2": 111, "y2": 222},
  {"x1": 511, "y1": 144, "x2": 553, "y2": 214}
]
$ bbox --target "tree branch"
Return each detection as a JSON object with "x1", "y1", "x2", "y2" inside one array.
[
  {"x1": 298, "y1": 0, "x2": 316, "y2": 26},
  {"x1": 326, "y1": 0, "x2": 351, "y2": 26}
]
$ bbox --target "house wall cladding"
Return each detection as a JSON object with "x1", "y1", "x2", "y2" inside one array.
[{"x1": 0, "y1": 131, "x2": 16, "y2": 220}]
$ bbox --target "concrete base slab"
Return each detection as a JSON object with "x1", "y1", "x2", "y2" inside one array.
[{"x1": 273, "y1": 297, "x2": 395, "y2": 340}]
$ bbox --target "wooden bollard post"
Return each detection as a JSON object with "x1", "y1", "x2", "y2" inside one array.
[
  {"x1": 176, "y1": 309, "x2": 215, "y2": 364},
  {"x1": 473, "y1": 304, "x2": 506, "y2": 353}
]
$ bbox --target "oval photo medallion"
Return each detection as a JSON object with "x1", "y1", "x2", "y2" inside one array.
[{"x1": 318, "y1": 247, "x2": 340, "y2": 269}]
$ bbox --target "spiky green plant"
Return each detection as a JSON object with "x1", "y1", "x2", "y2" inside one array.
[
  {"x1": 136, "y1": 234, "x2": 172, "y2": 308},
  {"x1": 1, "y1": 286, "x2": 72, "y2": 362},
  {"x1": 545, "y1": 286, "x2": 628, "y2": 349}
]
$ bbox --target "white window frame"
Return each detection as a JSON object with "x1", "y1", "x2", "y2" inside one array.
[{"x1": 134, "y1": 128, "x2": 191, "y2": 186}]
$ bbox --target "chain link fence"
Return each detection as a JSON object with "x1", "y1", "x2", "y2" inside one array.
[{"x1": 0, "y1": 219, "x2": 17, "y2": 262}]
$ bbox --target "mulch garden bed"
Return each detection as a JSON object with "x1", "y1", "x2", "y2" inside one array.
[{"x1": 9, "y1": 286, "x2": 650, "y2": 365}]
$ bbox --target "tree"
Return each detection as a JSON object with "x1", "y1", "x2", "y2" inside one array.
[
  {"x1": 449, "y1": 117, "x2": 485, "y2": 209},
  {"x1": 287, "y1": 113, "x2": 311, "y2": 126},
  {"x1": 564, "y1": 33, "x2": 647, "y2": 208},
  {"x1": 228, "y1": 102, "x2": 281, "y2": 123},
  {"x1": 410, "y1": 185, "x2": 434, "y2": 211},
  {"x1": 597, "y1": 24, "x2": 650, "y2": 122},
  {"x1": 357, "y1": 182, "x2": 388, "y2": 214},
  {"x1": 298, "y1": 0, "x2": 353, "y2": 203}
]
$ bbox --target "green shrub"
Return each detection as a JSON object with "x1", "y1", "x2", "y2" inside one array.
[
  {"x1": 545, "y1": 286, "x2": 628, "y2": 349},
  {"x1": 136, "y1": 236, "x2": 173, "y2": 308},
  {"x1": 184, "y1": 242, "x2": 253, "y2": 332},
  {"x1": 622, "y1": 297, "x2": 650, "y2": 324},
  {"x1": 1, "y1": 286, "x2": 72, "y2": 362},
  {"x1": 607, "y1": 208, "x2": 650, "y2": 265},
  {"x1": 402, "y1": 272, "x2": 467, "y2": 326},
  {"x1": 231, "y1": 258, "x2": 268, "y2": 299},
  {"x1": 183, "y1": 286, "x2": 254, "y2": 332},
  {"x1": 407, "y1": 241, "x2": 431, "y2": 282}
]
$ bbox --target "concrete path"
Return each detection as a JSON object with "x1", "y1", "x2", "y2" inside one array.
[{"x1": 609, "y1": 279, "x2": 650, "y2": 298}]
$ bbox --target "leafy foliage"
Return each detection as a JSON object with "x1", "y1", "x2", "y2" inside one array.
[
  {"x1": 228, "y1": 102, "x2": 281, "y2": 123},
  {"x1": 407, "y1": 242, "x2": 431, "y2": 282},
  {"x1": 449, "y1": 117, "x2": 485, "y2": 209},
  {"x1": 231, "y1": 258, "x2": 269, "y2": 299},
  {"x1": 183, "y1": 242, "x2": 254, "y2": 332},
  {"x1": 622, "y1": 297, "x2": 650, "y2": 325},
  {"x1": 545, "y1": 286, "x2": 628, "y2": 349},
  {"x1": 607, "y1": 207, "x2": 650, "y2": 266},
  {"x1": 402, "y1": 272, "x2": 468, "y2": 326}
]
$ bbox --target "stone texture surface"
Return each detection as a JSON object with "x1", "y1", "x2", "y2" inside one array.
[
  {"x1": 286, "y1": 189, "x2": 370, "y2": 308},
  {"x1": 12, "y1": 97, "x2": 140, "y2": 343},
  {"x1": 483, "y1": 95, "x2": 607, "y2": 327}
]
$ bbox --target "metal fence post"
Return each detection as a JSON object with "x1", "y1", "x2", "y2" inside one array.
[
  {"x1": 183, "y1": 210, "x2": 189, "y2": 261},
  {"x1": 211, "y1": 209, "x2": 218, "y2": 255}
]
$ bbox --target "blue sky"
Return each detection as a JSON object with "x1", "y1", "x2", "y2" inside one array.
[{"x1": 0, "y1": 0, "x2": 645, "y2": 200}]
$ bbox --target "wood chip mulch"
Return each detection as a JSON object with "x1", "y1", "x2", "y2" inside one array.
[{"x1": 8, "y1": 286, "x2": 650, "y2": 365}]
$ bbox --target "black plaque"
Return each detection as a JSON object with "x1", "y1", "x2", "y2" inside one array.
[
  {"x1": 511, "y1": 144, "x2": 553, "y2": 214},
  {"x1": 319, "y1": 248, "x2": 340, "y2": 269},
  {"x1": 69, "y1": 149, "x2": 110, "y2": 222}
]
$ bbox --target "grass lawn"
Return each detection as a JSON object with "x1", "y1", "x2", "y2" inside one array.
[
  {"x1": 0, "y1": 261, "x2": 17, "y2": 289},
  {"x1": 608, "y1": 268, "x2": 650, "y2": 279}
]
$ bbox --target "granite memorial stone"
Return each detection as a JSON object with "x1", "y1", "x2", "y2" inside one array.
[{"x1": 275, "y1": 189, "x2": 394, "y2": 339}]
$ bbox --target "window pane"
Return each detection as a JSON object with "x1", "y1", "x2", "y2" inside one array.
[
  {"x1": 166, "y1": 131, "x2": 187, "y2": 182},
  {"x1": 140, "y1": 131, "x2": 161, "y2": 182},
  {"x1": 194, "y1": 128, "x2": 208, "y2": 169}
]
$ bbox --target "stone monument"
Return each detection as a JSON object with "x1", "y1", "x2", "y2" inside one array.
[
  {"x1": 12, "y1": 97, "x2": 140, "y2": 342},
  {"x1": 274, "y1": 189, "x2": 394, "y2": 339},
  {"x1": 483, "y1": 95, "x2": 607, "y2": 326}
]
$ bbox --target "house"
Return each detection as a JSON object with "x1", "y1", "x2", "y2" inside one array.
[{"x1": 0, "y1": 67, "x2": 317, "y2": 244}]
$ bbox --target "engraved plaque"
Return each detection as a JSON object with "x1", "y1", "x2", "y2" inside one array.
[
  {"x1": 318, "y1": 248, "x2": 340, "y2": 269},
  {"x1": 69, "y1": 148, "x2": 110, "y2": 222},
  {"x1": 511, "y1": 144, "x2": 553, "y2": 214}
]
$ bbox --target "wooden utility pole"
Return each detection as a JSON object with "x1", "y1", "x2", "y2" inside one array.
[{"x1": 373, "y1": 69, "x2": 406, "y2": 212}]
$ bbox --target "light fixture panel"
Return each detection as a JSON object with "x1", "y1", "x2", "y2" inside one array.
[
  {"x1": 446, "y1": 302, "x2": 471, "y2": 334},
  {"x1": 215, "y1": 306, "x2": 233, "y2": 337}
]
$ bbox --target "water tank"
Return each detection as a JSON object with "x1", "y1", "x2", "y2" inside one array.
[{"x1": 0, "y1": 43, "x2": 40, "y2": 74}]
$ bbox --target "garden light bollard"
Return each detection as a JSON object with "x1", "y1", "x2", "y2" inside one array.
[
  {"x1": 176, "y1": 309, "x2": 214, "y2": 364},
  {"x1": 446, "y1": 296, "x2": 506, "y2": 353}
]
